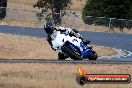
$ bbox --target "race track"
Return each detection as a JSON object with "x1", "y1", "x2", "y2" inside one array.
[{"x1": 0, "y1": 25, "x2": 132, "y2": 62}]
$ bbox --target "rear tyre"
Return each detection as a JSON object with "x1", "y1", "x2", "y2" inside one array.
[
  {"x1": 88, "y1": 54, "x2": 98, "y2": 60},
  {"x1": 58, "y1": 52, "x2": 68, "y2": 60},
  {"x1": 61, "y1": 45, "x2": 83, "y2": 60}
]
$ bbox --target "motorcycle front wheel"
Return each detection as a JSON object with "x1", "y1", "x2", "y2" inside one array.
[{"x1": 88, "y1": 53, "x2": 98, "y2": 60}]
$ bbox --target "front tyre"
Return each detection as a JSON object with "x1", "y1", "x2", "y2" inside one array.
[
  {"x1": 88, "y1": 54, "x2": 98, "y2": 60},
  {"x1": 61, "y1": 45, "x2": 83, "y2": 60}
]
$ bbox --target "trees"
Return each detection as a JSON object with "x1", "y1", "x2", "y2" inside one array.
[
  {"x1": 82, "y1": 0, "x2": 132, "y2": 29},
  {"x1": 0, "y1": 0, "x2": 7, "y2": 19},
  {"x1": 82, "y1": 0, "x2": 132, "y2": 19},
  {"x1": 34, "y1": 0, "x2": 71, "y2": 25}
]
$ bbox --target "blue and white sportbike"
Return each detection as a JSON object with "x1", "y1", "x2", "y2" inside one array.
[{"x1": 51, "y1": 29, "x2": 98, "y2": 60}]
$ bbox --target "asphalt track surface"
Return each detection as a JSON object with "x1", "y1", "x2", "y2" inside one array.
[{"x1": 0, "y1": 25, "x2": 132, "y2": 63}]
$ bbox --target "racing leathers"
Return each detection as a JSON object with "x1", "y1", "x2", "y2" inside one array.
[{"x1": 45, "y1": 26, "x2": 90, "y2": 50}]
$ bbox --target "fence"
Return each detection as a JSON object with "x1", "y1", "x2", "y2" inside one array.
[
  {"x1": 83, "y1": 16, "x2": 132, "y2": 30},
  {"x1": 0, "y1": 7, "x2": 132, "y2": 33}
]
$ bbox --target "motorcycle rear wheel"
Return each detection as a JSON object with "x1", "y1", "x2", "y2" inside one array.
[
  {"x1": 61, "y1": 45, "x2": 83, "y2": 60},
  {"x1": 58, "y1": 52, "x2": 68, "y2": 60}
]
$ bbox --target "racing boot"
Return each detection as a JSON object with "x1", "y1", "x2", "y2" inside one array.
[
  {"x1": 83, "y1": 40, "x2": 91, "y2": 45},
  {"x1": 84, "y1": 40, "x2": 91, "y2": 44},
  {"x1": 79, "y1": 37, "x2": 90, "y2": 45}
]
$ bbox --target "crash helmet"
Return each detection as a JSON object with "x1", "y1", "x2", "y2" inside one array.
[{"x1": 44, "y1": 21, "x2": 54, "y2": 34}]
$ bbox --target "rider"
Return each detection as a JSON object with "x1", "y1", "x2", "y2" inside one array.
[{"x1": 44, "y1": 21, "x2": 91, "y2": 49}]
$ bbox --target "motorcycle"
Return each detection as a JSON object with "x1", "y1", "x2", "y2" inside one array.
[{"x1": 51, "y1": 29, "x2": 98, "y2": 60}]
